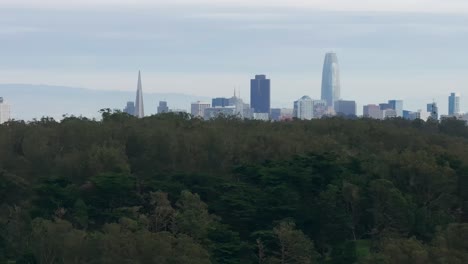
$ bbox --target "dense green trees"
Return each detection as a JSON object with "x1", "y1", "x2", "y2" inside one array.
[{"x1": 0, "y1": 113, "x2": 467, "y2": 263}]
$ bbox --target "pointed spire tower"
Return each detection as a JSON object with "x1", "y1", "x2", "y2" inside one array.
[{"x1": 134, "y1": 71, "x2": 144, "y2": 118}]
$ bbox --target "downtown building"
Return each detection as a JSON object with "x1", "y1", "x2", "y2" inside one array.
[
  {"x1": 449, "y1": 92, "x2": 461, "y2": 116},
  {"x1": 334, "y1": 100, "x2": 357, "y2": 117},
  {"x1": 250, "y1": 75, "x2": 271, "y2": 117},
  {"x1": 363, "y1": 104, "x2": 383, "y2": 119},
  {"x1": 157, "y1": 101, "x2": 169, "y2": 114},
  {"x1": 321, "y1": 52, "x2": 341, "y2": 109},
  {"x1": 0, "y1": 97, "x2": 11, "y2": 124},
  {"x1": 191, "y1": 101, "x2": 211, "y2": 118}
]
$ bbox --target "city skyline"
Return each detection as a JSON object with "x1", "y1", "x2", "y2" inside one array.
[{"x1": 0, "y1": 1, "x2": 467, "y2": 115}]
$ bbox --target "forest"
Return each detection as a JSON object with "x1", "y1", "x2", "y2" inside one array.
[{"x1": 0, "y1": 110, "x2": 467, "y2": 264}]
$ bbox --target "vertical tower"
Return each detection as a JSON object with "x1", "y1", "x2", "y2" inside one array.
[
  {"x1": 321, "y1": 52, "x2": 341, "y2": 108},
  {"x1": 250, "y1": 74, "x2": 271, "y2": 114},
  {"x1": 388, "y1": 100, "x2": 403, "y2": 117},
  {"x1": 448, "y1": 92, "x2": 460, "y2": 116},
  {"x1": 134, "y1": 71, "x2": 144, "y2": 118}
]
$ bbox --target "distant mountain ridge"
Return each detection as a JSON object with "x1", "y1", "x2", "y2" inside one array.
[{"x1": 0, "y1": 84, "x2": 210, "y2": 121}]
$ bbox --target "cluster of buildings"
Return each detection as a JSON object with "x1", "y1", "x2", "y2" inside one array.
[{"x1": 123, "y1": 52, "x2": 466, "y2": 123}]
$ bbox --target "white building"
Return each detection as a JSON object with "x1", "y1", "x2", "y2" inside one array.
[
  {"x1": 191, "y1": 101, "x2": 211, "y2": 118},
  {"x1": 0, "y1": 97, "x2": 11, "y2": 124},
  {"x1": 204, "y1": 106, "x2": 237, "y2": 119},
  {"x1": 383, "y1": 109, "x2": 397, "y2": 119},
  {"x1": 253, "y1": 113, "x2": 269, "y2": 121},
  {"x1": 293, "y1": 96, "x2": 314, "y2": 120},
  {"x1": 363, "y1": 104, "x2": 383, "y2": 119}
]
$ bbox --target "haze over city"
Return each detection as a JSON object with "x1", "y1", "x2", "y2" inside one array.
[{"x1": 0, "y1": 0, "x2": 467, "y2": 119}]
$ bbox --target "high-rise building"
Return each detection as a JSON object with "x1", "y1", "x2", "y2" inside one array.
[
  {"x1": 448, "y1": 93, "x2": 461, "y2": 116},
  {"x1": 379, "y1": 103, "x2": 392, "y2": 110},
  {"x1": 134, "y1": 71, "x2": 144, "y2": 118},
  {"x1": 0, "y1": 97, "x2": 11, "y2": 124},
  {"x1": 191, "y1": 101, "x2": 211, "y2": 118},
  {"x1": 363, "y1": 104, "x2": 383, "y2": 119},
  {"x1": 312, "y1": 100, "x2": 328, "y2": 118},
  {"x1": 250, "y1": 75, "x2": 271, "y2": 114},
  {"x1": 388, "y1": 100, "x2": 403, "y2": 117},
  {"x1": 212, "y1": 98, "x2": 231, "y2": 108},
  {"x1": 157, "y1": 101, "x2": 169, "y2": 114},
  {"x1": 427, "y1": 102, "x2": 439, "y2": 120},
  {"x1": 123, "y1": 101, "x2": 135, "y2": 115},
  {"x1": 293, "y1": 96, "x2": 314, "y2": 120},
  {"x1": 270, "y1": 108, "x2": 282, "y2": 121},
  {"x1": 321, "y1": 52, "x2": 341, "y2": 108},
  {"x1": 334, "y1": 100, "x2": 357, "y2": 116}
]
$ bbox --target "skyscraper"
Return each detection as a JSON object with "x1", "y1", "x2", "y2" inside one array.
[
  {"x1": 0, "y1": 97, "x2": 11, "y2": 124},
  {"x1": 427, "y1": 102, "x2": 439, "y2": 120},
  {"x1": 321, "y1": 52, "x2": 341, "y2": 108},
  {"x1": 448, "y1": 92, "x2": 460, "y2": 116},
  {"x1": 134, "y1": 71, "x2": 144, "y2": 118},
  {"x1": 250, "y1": 75, "x2": 271, "y2": 114},
  {"x1": 388, "y1": 100, "x2": 403, "y2": 117},
  {"x1": 363, "y1": 104, "x2": 383, "y2": 119},
  {"x1": 157, "y1": 101, "x2": 169, "y2": 114},
  {"x1": 123, "y1": 101, "x2": 135, "y2": 115}
]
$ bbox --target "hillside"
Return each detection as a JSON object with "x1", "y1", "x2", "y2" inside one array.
[{"x1": 0, "y1": 113, "x2": 467, "y2": 263}]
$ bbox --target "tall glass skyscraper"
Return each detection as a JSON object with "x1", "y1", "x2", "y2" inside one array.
[
  {"x1": 388, "y1": 100, "x2": 403, "y2": 117},
  {"x1": 250, "y1": 75, "x2": 271, "y2": 114},
  {"x1": 448, "y1": 93, "x2": 460, "y2": 116},
  {"x1": 321, "y1": 53, "x2": 341, "y2": 108}
]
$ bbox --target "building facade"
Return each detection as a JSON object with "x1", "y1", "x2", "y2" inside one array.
[
  {"x1": 157, "y1": 101, "x2": 169, "y2": 114},
  {"x1": 212, "y1": 97, "x2": 231, "y2": 108},
  {"x1": 363, "y1": 104, "x2": 383, "y2": 119},
  {"x1": 203, "y1": 106, "x2": 237, "y2": 119},
  {"x1": 321, "y1": 52, "x2": 341, "y2": 108},
  {"x1": 449, "y1": 93, "x2": 461, "y2": 116},
  {"x1": 312, "y1": 100, "x2": 328, "y2": 118},
  {"x1": 250, "y1": 75, "x2": 271, "y2": 114},
  {"x1": 388, "y1": 100, "x2": 403, "y2": 117},
  {"x1": 191, "y1": 101, "x2": 211, "y2": 118},
  {"x1": 427, "y1": 102, "x2": 439, "y2": 120},
  {"x1": 123, "y1": 101, "x2": 135, "y2": 115},
  {"x1": 0, "y1": 97, "x2": 11, "y2": 124},
  {"x1": 334, "y1": 100, "x2": 357, "y2": 116},
  {"x1": 293, "y1": 96, "x2": 314, "y2": 120}
]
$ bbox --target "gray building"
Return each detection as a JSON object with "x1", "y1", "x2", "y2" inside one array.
[
  {"x1": 449, "y1": 92, "x2": 461, "y2": 115},
  {"x1": 0, "y1": 97, "x2": 11, "y2": 124},
  {"x1": 250, "y1": 75, "x2": 271, "y2": 114},
  {"x1": 134, "y1": 71, "x2": 144, "y2": 118},
  {"x1": 427, "y1": 102, "x2": 439, "y2": 120},
  {"x1": 270, "y1": 108, "x2": 282, "y2": 121},
  {"x1": 157, "y1": 101, "x2": 169, "y2": 114},
  {"x1": 212, "y1": 97, "x2": 231, "y2": 108},
  {"x1": 334, "y1": 100, "x2": 356, "y2": 116},
  {"x1": 321, "y1": 52, "x2": 341, "y2": 108},
  {"x1": 123, "y1": 101, "x2": 135, "y2": 116}
]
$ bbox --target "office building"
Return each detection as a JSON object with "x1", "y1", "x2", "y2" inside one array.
[
  {"x1": 427, "y1": 102, "x2": 439, "y2": 120},
  {"x1": 123, "y1": 101, "x2": 135, "y2": 115},
  {"x1": 312, "y1": 100, "x2": 328, "y2": 118},
  {"x1": 134, "y1": 71, "x2": 144, "y2": 118},
  {"x1": 379, "y1": 103, "x2": 392, "y2": 110},
  {"x1": 191, "y1": 101, "x2": 211, "y2": 118},
  {"x1": 293, "y1": 96, "x2": 314, "y2": 120},
  {"x1": 321, "y1": 52, "x2": 341, "y2": 108},
  {"x1": 363, "y1": 104, "x2": 383, "y2": 119},
  {"x1": 334, "y1": 100, "x2": 357, "y2": 116},
  {"x1": 388, "y1": 100, "x2": 403, "y2": 117},
  {"x1": 157, "y1": 101, "x2": 169, "y2": 114},
  {"x1": 0, "y1": 97, "x2": 11, "y2": 124},
  {"x1": 250, "y1": 75, "x2": 271, "y2": 114},
  {"x1": 253, "y1": 113, "x2": 269, "y2": 121},
  {"x1": 383, "y1": 109, "x2": 397, "y2": 119},
  {"x1": 212, "y1": 98, "x2": 231, "y2": 108},
  {"x1": 449, "y1": 93, "x2": 461, "y2": 116},
  {"x1": 270, "y1": 108, "x2": 282, "y2": 121}
]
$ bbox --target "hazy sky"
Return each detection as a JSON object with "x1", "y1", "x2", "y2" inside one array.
[{"x1": 1, "y1": 0, "x2": 467, "y2": 114}]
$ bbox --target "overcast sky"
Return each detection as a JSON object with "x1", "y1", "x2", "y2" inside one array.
[{"x1": 0, "y1": 0, "x2": 467, "y2": 114}]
